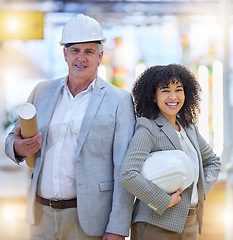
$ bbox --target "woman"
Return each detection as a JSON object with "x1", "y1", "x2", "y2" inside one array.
[{"x1": 119, "y1": 64, "x2": 221, "y2": 240}]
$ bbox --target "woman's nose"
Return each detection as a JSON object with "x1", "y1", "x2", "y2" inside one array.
[{"x1": 168, "y1": 93, "x2": 177, "y2": 100}]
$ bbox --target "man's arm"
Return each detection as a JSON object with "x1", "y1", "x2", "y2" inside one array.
[
  {"x1": 5, "y1": 125, "x2": 42, "y2": 164},
  {"x1": 105, "y1": 91, "x2": 136, "y2": 237}
]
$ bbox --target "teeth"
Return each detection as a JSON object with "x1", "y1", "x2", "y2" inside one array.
[
  {"x1": 75, "y1": 64, "x2": 85, "y2": 68},
  {"x1": 167, "y1": 103, "x2": 177, "y2": 106}
]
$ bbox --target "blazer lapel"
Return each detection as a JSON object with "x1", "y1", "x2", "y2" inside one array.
[
  {"x1": 185, "y1": 125, "x2": 205, "y2": 195},
  {"x1": 154, "y1": 114, "x2": 182, "y2": 150},
  {"x1": 32, "y1": 78, "x2": 63, "y2": 169},
  {"x1": 38, "y1": 80, "x2": 63, "y2": 131},
  {"x1": 75, "y1": 77, "x2": 106, "y2": 157},
  {"x1": 185, "y1": 127, "x2": 199, "y2": 151},
  {"x1": 185, "y1": 126, "x2": 202, "y2": 166}
]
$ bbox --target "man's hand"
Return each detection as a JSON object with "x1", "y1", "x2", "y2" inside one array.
[
  {"x1": 167, "y1": 187, "x2": 184, "y2": 208},
  {"x1": 13, "y1": 126, "x2": 42, "y2": 158},
  {"x1": 103, "y1": 233, "x2": 125, "y2": 240}
]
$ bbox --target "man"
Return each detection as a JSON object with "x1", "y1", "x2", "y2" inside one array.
[{"x1": 5, "y1": 14, "x2": 135, "y2": 240}]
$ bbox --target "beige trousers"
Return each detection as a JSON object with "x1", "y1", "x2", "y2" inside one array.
[
  {"x1": 131, "y1": 215, "x2": 199, "y2": 240},
  {"x1": 30, "y1": 202, "x2": 103, "y2": 240}
]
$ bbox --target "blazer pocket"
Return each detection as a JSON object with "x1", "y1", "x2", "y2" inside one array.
[
  {"x1": 91, "y1": 123, "x2": 115, "y2": 130},
  {"x1": 99, "y1": 181, "x2": 114, "y2": 192},
  {"x1": 91, "y1": 114, "x2": 115, "y2": 129}
]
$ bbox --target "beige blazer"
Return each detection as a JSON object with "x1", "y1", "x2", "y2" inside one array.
[{"x1": 120, "y1": 115, "x2": 221, "y2": 234}]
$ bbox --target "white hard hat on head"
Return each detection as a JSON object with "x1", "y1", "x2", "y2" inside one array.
[
  {"x1": 60, "y1": 14, "x2": 107, "y2": 46},
  {"x1": 141, "y1": 150, "x2": 194, "y2": 194}
]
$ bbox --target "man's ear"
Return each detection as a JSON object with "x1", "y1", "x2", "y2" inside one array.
[{"x1": 98, "y1": 51, "x2": 103, "y2": 65}]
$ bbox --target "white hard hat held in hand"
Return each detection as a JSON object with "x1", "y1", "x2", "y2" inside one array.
[
  {"x1": 141, "y1": 150, "x2": 194, "y2": 194},
  {"x1": 60, "y1": 14, "x2": 107, "y2": 46}
]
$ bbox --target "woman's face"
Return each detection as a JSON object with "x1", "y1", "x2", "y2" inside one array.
[{"x1": 155, "y1": 80, "x2": 185, "y2": 122}]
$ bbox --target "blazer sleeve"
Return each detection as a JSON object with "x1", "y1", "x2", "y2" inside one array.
[
  {"x1": 5, "y1": 83, "x2": 39, "y2": 164},
  {"x1": 194, "y1": 124, "x2": 221, "y2": 197},
  {"x1": 105, "y1": 91, "x2": 136, "y2": 236},
  {"x1": 119, "y1": 117, "x2": 172, "y2": 215}
]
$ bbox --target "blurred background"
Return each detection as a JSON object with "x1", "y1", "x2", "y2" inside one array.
[{"x1": 0, "y1": 0, "x2": 232, "y2": 239}]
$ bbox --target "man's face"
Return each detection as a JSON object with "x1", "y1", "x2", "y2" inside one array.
[{"x1": 63, "y1": 42, "x2": 103, "y2": 83}]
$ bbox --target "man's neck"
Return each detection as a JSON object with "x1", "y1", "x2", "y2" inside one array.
[{"x1": 67, "y1": 77, "x2": 96, "y2": 96}]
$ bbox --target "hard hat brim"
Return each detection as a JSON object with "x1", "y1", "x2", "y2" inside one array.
[{"x1": 59, "y1": 38, "x2": 107, "y2": 46}]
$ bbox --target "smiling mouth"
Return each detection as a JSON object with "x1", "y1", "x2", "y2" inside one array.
[
  {"x1": 166, "y1": 102, "x2": 178, "y2": 107},
  {"x1": 75, "y1": 64, "x2": 86, "y2": 69}
]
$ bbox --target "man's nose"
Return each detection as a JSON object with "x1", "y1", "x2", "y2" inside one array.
[{"x1": 77, "y1": 52, "x2": 86, "y2": 61}]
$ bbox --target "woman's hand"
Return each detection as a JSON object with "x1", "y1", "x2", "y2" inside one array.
[
  {"x1": 167, "y1": 188, "x2": 184, "y2": 208},
  {"x1": 103, "y1": 233, "x2": 125, "y2": 240}
]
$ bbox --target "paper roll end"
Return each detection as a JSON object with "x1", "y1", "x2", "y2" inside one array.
[
  {"x1": 26, "y1": 155, "x2": 36, "y2": 168},
  {"x1": 19, "y1": 103, "x2": 36, "y2": 120},
  {"x1": 18, "y1": 103, "x2": 38, "y2": 138}
]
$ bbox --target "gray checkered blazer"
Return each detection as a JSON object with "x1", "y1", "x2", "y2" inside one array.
[{"x1": 119, "y1": 114, "x2": 221, "y2": 234}]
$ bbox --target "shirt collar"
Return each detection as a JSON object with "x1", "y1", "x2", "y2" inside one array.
[
  {"x1": 62, "y1": 76, "x2": 96, "y2": 93},
  {"x1": 176, "y1": 122, "x2": 187, "y2": 139}
]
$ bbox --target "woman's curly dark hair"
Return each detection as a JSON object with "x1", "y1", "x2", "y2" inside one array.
[{"x1": 132, "y1": 64, "x2": 201, "y2": 127}]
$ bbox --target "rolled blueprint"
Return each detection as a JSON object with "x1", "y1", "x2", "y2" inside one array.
[{"x1": 18, "y1": 103, "x2": 38, "y2": 168}]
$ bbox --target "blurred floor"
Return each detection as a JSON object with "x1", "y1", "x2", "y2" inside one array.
[
  {"x1": 199, "y1": 181, "x2": 226, "y2": 240},
  {"x1": 0, "y1": 154, "x2": 226, "y2": 240},
  {"x1": 0, "y1": 197, "x2": 29, "y2": 240},
  {"x1": 0, "y1": 155, "x2": 30, "y2": 240}
]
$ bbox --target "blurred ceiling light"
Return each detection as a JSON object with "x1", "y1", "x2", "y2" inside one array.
[
  {"x1": 225, "y1": 179, "x2": 233, "y2": 240},
  {"x1": 0, "y1": 202, "x2": 28, "y2": 238},
  {"x1": 3, "y1": 66, "x2": 23, "y2": 80},
  {"x1": 223, "y1": 206, "x2": 233, "y2": 232},
  {"x1": 1, "y1": 204, "x2": 19, "y2": 224},
  {"x1": 0, "y1": 11, "x2": 44, "y2": 40},
  {"x1": 6, "y1": 17, "x2": 20, "y2": 34},
  {"x1": 198, "y1": 65, "x2": 209, "y2": 143},
  {"x1": 212, "y1": 60, "x2": 223, "y2": 156},
  {"x1": 195, "y1": 23, "x2": 220, "y2": 39},
  {"x1": 223, "y1": 210, "x2": 233, "y2": 226},
  {"x1": 189, "y1": 23, "x2": 221, "y2": 57}
]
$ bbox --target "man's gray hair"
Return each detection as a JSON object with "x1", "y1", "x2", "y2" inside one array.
[
  {"x1": 64, "y1": 43, "x2": 103, "y2": 53},
  {"x1": 98, "y1": 43, "x2": 103, "y2": 53},
  {"x1": 64, "y1": 43, "x2": 104, "y2": 53}
]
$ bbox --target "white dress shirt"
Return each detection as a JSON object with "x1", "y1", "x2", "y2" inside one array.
[
  {"x1": 37, "y1": 76, "x2": 95, "y2": 200},
  {"x1": 176, "y1": 124, "x2": 199, "y2": 206}
]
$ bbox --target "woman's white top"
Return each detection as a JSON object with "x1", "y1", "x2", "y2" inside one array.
[{"x1": 176, "y1": 123, "x2": 199, "y2": 206}]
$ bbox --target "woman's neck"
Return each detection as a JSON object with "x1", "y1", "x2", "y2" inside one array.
[
  {"x1": 163, "y1": 114, "x2": 180, "y2": 131},
  {"x1": 172, "y1": 121, "x2": 180, "y2": 131}
]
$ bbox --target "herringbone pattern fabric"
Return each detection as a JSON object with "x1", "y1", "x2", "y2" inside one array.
[{"x1": 120, "y1": 115, "x2": 221, "y2": 234}]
